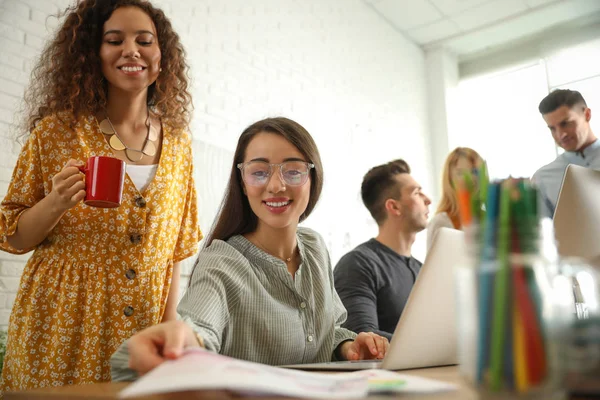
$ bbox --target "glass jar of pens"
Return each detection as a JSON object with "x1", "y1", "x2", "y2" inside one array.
[{"x1": 455, "y1": 171, "x2": 573, "y2": 399}]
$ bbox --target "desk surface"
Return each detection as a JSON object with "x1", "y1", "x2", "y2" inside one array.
[
  {"x1": 4, "y1": 366, "x2": 475, "y2": 400},
  {"x1": 4, "y1": 366, "x2": 591, "y2": 400}
]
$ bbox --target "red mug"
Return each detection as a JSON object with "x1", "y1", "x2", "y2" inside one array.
[{"x1": 78, "y1": 156, "x2": 126, "y2": 208}]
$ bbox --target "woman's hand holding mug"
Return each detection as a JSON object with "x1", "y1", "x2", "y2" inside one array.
[
  {"x1": 49, "y1": 156, "x2": 126, "y2": 211},
  {"x1": 49, "y1": 159, "x2": 86, "y2": 212}
]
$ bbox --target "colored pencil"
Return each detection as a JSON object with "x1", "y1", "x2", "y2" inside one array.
[
  {"x1": 489, "y1": 179, "x2": 512, "y2": 391},
  {"x1": 464, "y1": 172, "x2": 548, "y2": 395},
  {"x1": 476, "y1": 182, "x2": 499, "y2": 383}
]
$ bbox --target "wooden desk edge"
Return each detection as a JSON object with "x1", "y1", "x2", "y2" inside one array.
[{"x1": 4, "y1": 366, "x2": 470, "y2": 400}]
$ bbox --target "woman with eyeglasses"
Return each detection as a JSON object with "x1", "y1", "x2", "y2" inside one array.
[
  {"x1": 426, "y1": 147, "x2": 483, "y2": 251},
  {"x1": 110, "y1": 117, "x2": 389, "y2": 380}
]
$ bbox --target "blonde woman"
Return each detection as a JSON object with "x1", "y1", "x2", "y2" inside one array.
[{"x1": 426, "y1": 147, "x2": 483, "y2": 250}]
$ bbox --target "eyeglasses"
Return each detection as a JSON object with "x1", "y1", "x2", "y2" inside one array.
[{"x1": 237, "y1": 160, "x2": 315, "y2": 187}]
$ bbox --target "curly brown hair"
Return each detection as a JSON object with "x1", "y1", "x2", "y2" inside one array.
[{"x1": 21, "y1": 0, "x2": 192, "y2": 134}]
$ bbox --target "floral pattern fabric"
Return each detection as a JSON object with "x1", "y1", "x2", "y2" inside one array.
[{"x1": 0, "y1": 114, "x2": 201, "y2": 393}]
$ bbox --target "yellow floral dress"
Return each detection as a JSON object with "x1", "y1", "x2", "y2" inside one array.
[{"x1": 0, "y1": 114, "x2": 202, "y2": 393}]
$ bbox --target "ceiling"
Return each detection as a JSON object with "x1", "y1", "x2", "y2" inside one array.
[{"x1": 363, "y1": 0, "x2": 600, "y2": 58}]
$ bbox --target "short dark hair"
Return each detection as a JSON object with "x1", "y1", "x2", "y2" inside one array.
[
  {"x1": 538, "y1": 89, "x2": 587, "y2": 115},
  {"x1": 361, "y1": 159, "x2": 410, "y2": 225}
]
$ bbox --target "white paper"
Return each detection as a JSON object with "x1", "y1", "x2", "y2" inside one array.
[
  {"x1": 119, "y1": 348, "x2": 368, "y2": 398},
  {"x1": 119, "y1": 348, "x2": 457, "y2": 398}
]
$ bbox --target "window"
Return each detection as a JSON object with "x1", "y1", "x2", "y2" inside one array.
[
  {"x1": 450, "y1": 63, "x2": 556, "y2": 179},
  {"x1": 450, "y1": 37, "x2": 600, "y2": 179}
]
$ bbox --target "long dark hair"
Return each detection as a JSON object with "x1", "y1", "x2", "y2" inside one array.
[
  {"x1": 205, "y1": 117, "x2": 324, "y2": 247},
  {"x1": 21, "y1": 0, "x2": 191, "y2": 135}
]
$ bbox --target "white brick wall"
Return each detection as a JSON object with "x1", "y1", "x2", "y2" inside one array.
[{"x1": 0, "y1": 0, "x2": 432, "y2": 330}]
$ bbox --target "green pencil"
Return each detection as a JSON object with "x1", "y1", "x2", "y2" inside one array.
[
  {"x1": 479, "y1": 161, "x2": 489, "y2": 222},
  {"x1": 489, "y1": 179, "x2": 512, "y2": 391}
]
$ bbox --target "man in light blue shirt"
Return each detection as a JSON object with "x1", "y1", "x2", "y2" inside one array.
[{"x1": 532, "y1": 89, "x2": 599, "y2": 218}]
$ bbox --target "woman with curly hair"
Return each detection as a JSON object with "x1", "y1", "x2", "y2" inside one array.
[{"x1": 0, "y1": 0, "x2": 201, "y2": 392}]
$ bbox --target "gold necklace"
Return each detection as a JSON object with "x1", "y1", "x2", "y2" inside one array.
[
  {"x1": 98, "y1": 112, "x2": 158, "y2": 162},
  {"x1": 253, "y1": 236, "x2": 297, "y2": 263}
]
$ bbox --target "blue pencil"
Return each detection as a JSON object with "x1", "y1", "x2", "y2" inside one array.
[{"x1": 476, "y1": 182, "x2": 500, "y2": 384}]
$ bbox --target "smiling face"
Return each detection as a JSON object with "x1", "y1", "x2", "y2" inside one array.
[
  {"x1": 241, "y1": 132, "x2": 312, "y2": 231},
  {"x1": 543, "y1": 104, "x2": 593, "y2": 152},
  {"x1": 99, "y1": 6, "x2": 161, "y2": 95}
]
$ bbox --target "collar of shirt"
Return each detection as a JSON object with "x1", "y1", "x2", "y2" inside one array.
[
  {"x1": 228, "y1": 232, "x2": 307, "y2": 272},
  {"x1": 564, "y1": 139, "x2": 600, "y2": 162}
]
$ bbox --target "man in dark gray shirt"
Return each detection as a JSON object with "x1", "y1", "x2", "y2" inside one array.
[{"x1": 334, "y1": 159, "x2": 431, "y2": 341}]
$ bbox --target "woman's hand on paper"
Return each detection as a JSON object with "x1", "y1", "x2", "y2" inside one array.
[
  {"x1": 340, "y1": 332, "x2": 389, "y2": 361},
  {"x1": 127, "y1": 320, "x2": 202, "y2": 375}
]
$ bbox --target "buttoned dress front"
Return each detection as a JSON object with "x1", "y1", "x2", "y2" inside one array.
[{"x1": 0, "y1": 114, "x2": 201, "y2": 393}]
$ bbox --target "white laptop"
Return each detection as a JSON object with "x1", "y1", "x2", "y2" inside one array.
[
  {"x1": 553, "y1": 164, "x2": 600, "y2": 266},
  {"x1": 281, "y1": 227, "x2": 466, "y2": 371}
]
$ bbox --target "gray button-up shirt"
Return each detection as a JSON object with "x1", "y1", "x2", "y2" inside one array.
[
  {"x1": 533, "y1": 139, "x2": 600, "y2": 218},
  {"x1": 111, "y1": 227, "x2": 356, "y2": 381}
]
